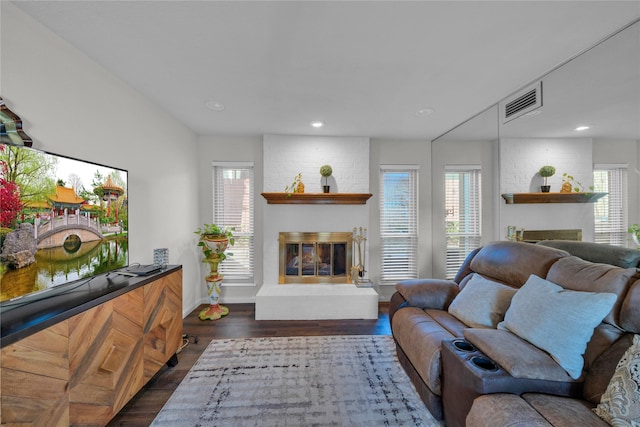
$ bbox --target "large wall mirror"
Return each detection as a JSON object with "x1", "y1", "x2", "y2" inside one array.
[{"x1": 432, "y1": 19, "x2": 639, "y2": 277}]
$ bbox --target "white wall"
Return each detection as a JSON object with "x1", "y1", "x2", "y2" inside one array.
[
  {"x1": 196, "y1": 135, "x2": 263, "y2": 304},
  {"x1": 2, "y1": 2, "x2": 201, "y2": 316},
  {"x1": 263, "y1": 135, "x2": 370, "y2": 193}
]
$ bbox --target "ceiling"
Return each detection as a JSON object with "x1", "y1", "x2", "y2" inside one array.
[{"x1": 11, "y1": 1, "x2": 640, "y2": 141}]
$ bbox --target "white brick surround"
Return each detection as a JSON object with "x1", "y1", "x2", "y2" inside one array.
[
  {"x1": 263, "y1": 134, "x2": 370, "y2": 193},
  {"x1": 257, "y1": 135, "x2": 377, "y2": 319}
]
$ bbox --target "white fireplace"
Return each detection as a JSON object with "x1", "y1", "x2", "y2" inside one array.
[{"x1": 255, "y1": 135, "x2": 378, "y2": 320}]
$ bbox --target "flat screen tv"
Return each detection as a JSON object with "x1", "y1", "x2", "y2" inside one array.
[{"x1": 0, "y1": 142, "x2": 128, "y2": 305}]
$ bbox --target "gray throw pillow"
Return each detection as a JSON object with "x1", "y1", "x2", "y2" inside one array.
[
  {"x1": 448, "y1": 273, "x2": 517, "y2": 328},
  {"x1": 498, "y1": 274, "x2": 617, "y2": 380}
]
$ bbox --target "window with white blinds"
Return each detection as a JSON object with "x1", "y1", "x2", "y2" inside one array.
[
  {"x1": 445, "y1": 166, "x2": 481, "y2": 279},
  {"x1": 379, "y1": 166, "x2": 418, "y2": 283},
  {"x1": 593, "y1": 165, "x2": 627, "y2": 246},
  {"x1": 212, "y1": 162, "x2": 255, "y2": 283}
]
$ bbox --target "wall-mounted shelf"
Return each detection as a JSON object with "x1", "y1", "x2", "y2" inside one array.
[
  {"x1": 261, "y1": 192, "x2": 372, "y2": 205},
  {"x1": 501, "y1": 192, "x2": 607, "y2": 204}
]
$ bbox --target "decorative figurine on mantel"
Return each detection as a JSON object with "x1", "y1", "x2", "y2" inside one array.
[{"x1": 194, "y1": 224, "x2": 234, "y2": 320}]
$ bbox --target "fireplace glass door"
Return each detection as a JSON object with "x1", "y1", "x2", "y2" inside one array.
[{"x1": 280, "y1": 232, "x2": 352, "y2": 284}]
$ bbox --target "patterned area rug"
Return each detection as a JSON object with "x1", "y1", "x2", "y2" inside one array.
[{"x1": 151, "y1": 335, "x2": 442, "y2": 426}]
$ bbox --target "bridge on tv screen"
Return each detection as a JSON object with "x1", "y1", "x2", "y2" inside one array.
[{"x1": 35, "y1": 214, "x2": 105, "y2": 249}]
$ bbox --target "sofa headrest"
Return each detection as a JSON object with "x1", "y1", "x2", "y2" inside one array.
[
  {"x1": 536, "y1": 240, "x2": 640, "y2": 268},
  {"x1": 546, "y1": 256, "x2": 640, "y2": 328},
  {"x1": 469, "y1": 241, "x2": 569, "y2": 288}
]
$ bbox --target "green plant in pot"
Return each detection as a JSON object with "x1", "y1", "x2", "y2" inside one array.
[
  {"x1": 284, "y1": 172, "x2": 303, "y2": 197},
  {"x1": 629, "y1": 224, "x2": 640, "y2": 247},
  {"x1": 538, "y1": 165, "x2": 556, "y2": 192},
  {"x1": 320, "y1": 164, "x2": 333, "y2": 193},
  {"x1": 194, "y1": 223, "x2": 234, "y2": 320},
  {"x1": 561, "y1": 173, "x2": 594, "y2": 195}
]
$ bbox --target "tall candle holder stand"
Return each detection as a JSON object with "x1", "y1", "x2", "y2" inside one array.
[{"x1": 352, "y1": 226, "x2": 373, "y2": 288}]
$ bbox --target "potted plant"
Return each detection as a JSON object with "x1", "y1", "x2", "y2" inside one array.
[
  {"x1": 194, "y1": 223, "x2": 234, "y2": 320},
  {"x1": 284, "y1": 172, "x2": 303, "y2": 197},
  {"x1": 629, "y1": 224, "x2": 640, "y2": 247},
  {"x1": 194, "y1": 223, "x2": 234, "y2": 259},
  {"x1": 561, "y1": 173, "x2": 594, "y2": 194},
  {"x1": 320, "y1": 164, "x2": 333, "y2": 193},
  {"x1": 538, "y1": 165, "x2": 556, "y2": 192}
]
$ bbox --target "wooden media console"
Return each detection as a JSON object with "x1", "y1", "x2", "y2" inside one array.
[{"x1": 0, "y1": 266, "x2": 183, "y2": 426}]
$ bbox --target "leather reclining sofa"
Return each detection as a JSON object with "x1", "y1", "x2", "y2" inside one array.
[{"x1": 389, "y1": 240, "x2": 640, "y2": 426}]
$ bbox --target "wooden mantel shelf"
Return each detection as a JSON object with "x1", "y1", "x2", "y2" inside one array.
[
  {"x1": 261, "y1": 192, "x2": 373, "y2": 205},
  {"x1": 501, "y1": 192, "x2": 607, "y2": 204}
]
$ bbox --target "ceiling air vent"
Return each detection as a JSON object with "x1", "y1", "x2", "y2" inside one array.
[{"x1": 501, "y1": 81, "x2": 543, "y2": 123}]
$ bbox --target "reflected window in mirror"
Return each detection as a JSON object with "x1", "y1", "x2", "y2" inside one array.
[
  {"x1": 445, "y1": 166, "x2": 482, "y2": 279},
  {"x1": 594, "y1": 165, "x2": 628, "y2": 246}
]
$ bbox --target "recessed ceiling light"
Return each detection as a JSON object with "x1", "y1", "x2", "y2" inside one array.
[
  {"x1": 205, "y1": 100, "x2": 225, "y2": 111},
  {"x1": 575, "y1": 125, "x2": 590, "y2": 131},
  {"x1": 415, "y1": 108, "x2": 435, "y2": 117},
  {"x1": 310, "y1": 120, "x2": 325, "y2": 128}
]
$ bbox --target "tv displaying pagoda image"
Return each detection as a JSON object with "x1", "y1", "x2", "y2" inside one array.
[{"x1": 0, "y1": 143, "x2": 129, "y2": 302}]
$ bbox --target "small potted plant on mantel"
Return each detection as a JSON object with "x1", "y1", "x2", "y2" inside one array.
[
  {"x1": 561, "y1": 172, "x2": 594, "y2": 195},
  {"x1": 320, "y1": 164, "x2": 333, "y2": 193},
  {"x1": 538, "y1": 165, "x2": 556, "y2": 192},
  {"x1": 194, "y1": 223, "x2": 234, "y2": 321},
  {"x1": 284, "y1": 172, "x2": 303, "y2": 197}
]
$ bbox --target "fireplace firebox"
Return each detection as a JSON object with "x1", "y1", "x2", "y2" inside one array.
[{"x1": 279, "y1": 232, "x2": 353, "y2": 284}]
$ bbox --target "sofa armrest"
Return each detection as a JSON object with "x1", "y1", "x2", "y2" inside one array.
[
  {"x1": 466, "y1": 394, "x2": 553, "y2": 427},
  {"x1": 395, "y1": 279, "x2": 459, "y2": 310}
]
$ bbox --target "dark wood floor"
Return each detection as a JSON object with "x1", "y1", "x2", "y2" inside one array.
[{"x1": 108, "y1": 302, "x2": 391, "y2": 426}]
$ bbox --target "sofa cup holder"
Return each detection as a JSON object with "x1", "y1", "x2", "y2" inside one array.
[
  {"x1": 471, "y1": 356, "x2": 499, "y2": 371},
  {"x1": 452, "y1": 339, "x2": 477, "y2": 352}
]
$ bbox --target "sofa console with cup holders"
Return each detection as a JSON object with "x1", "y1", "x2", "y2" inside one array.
[
  {"x1": 389, "y1": 240, "x2": 640, "y2": 426},
  {"x1": 441, "y1": 338, "x2": 584, "y2": 427}
]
